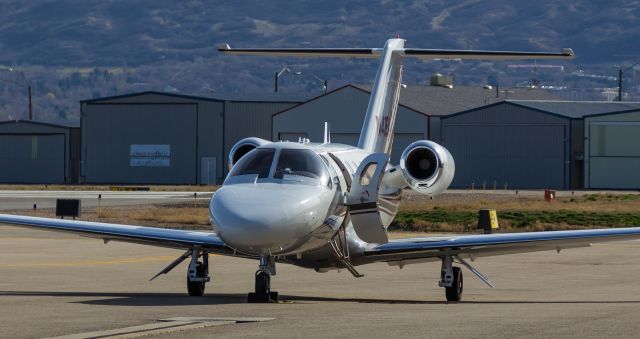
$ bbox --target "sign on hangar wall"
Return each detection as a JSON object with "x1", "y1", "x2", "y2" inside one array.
[{"x1": 129, "y1": 144, "x2": 171, "y2": 167}]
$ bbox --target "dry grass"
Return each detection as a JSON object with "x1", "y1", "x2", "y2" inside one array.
[
  {"x1": 394, "y1": 193, "x2": 640, "y2": 233},
  {"x1": 97, "y1": 207, "x2": 210, "y2": 225},
  {"x1": 401, "y1": 192, "x2": 640, "y2": 213}
]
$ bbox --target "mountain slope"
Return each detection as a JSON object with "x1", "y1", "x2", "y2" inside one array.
[{"x1": 0, "y1": 1, "x2": 638, "y2": 66}]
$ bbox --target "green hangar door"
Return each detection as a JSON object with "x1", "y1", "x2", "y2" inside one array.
[
  {"x1": 0, "y1": 135, "x2": 65, "y2": 183},
  {"x1": 444, "y1": 124, "x2": 566, "y2": 189},
  {"x1": 588, "y1": 122, "x2": 640, "y2": 189}
]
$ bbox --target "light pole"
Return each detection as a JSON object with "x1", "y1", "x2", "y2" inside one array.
[
  {"x1": 0, "y1": 67, "x2": 33, "y2": 120},
  {"x1": 294, "y1": 71, "x2": 328, "y2": 94},
  {"x1": 274, "y1": 66, "x2": 328, "y2": 94},
  {"x1": 274, "y1": 66, "x2": 291, "y2": 93},
  {"x1": 617, "y1": 61, "x2": 640, "y2": 101}
]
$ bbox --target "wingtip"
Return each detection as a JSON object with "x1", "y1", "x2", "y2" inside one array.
[
  {"x1": 218, "y1": 43, "x2": 231, "y2": 52},
  {"x1": 562, "y1": 48, "x2": 575, "y2": 58}
]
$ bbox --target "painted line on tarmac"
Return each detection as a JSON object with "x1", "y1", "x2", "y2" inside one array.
[
  {"x1": 44, "y1": 317, "x2": 274, "y2": 339},
  {"x1": 0, "y1": 255, "x2": 177, "y2": 269}
]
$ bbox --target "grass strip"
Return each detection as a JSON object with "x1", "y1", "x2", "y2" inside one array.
[{"x1": 391, "y1": 209, "x2": 640, "y2": 233}]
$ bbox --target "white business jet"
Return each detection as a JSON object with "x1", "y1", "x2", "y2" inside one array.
[{"x1": 2, "y1": 38, "x2": 639, "y2": 303}]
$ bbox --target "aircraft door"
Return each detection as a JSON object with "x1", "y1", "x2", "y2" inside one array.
[{"x1": 347, "y1": 153, "x2": 389, "y2": 244}]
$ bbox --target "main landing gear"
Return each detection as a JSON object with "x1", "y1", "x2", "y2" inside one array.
[
  {"x1": 438, "y1": 254, "x2": 494, "y2": 302},
  {"x1": 439, "y1": 255, "x2": 463, "y2": 302},
  {"x1": 187, "y1": 249, "x2": 210, "y2": 296},
  {"x1": 248, "y1": 255, "x2": 278, "y2": 303},
  {"x1": 150, "y1": 248, "x2": 211, "y2": 297}
]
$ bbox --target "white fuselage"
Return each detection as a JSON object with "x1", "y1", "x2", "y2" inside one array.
[{"x1": 209, "y1": 141, "x2": 400, "y2": 258}]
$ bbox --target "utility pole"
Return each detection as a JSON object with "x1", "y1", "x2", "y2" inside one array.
[
  {"x1": 28, "y1": 85, "x2": 33, "y2": 120},
  {"x1": 618, "y1": 68, "x2": 623, "y2": 102},
  {"x1": 617, "y1": 61, "x2": 640, "y2": 102},
  {"x1": 1, "y1": 67, "x2": 33, "y2": 120}
]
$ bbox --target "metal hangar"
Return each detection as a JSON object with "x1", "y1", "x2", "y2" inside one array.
[
  {"x1": 80, "y1": 91, "x2": 302, "y2": 184},
  {"x1": 0, "y1": 120, "x2": 79, "y2": 184},
  {"x1": 584, "y1": 106, "x2": 640, "y2": 189},
  {"x1": 441, "y1": 100, "x2": 640, "y2": 189}
]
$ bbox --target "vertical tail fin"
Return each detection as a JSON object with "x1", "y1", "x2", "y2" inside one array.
[{"x1": 357, "y1": 38, "x2": 405, "y2": 154}]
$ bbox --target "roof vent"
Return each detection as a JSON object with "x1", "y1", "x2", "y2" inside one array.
[{"x1": 430, "y1": 73, "x2": 453, "y2": 88}]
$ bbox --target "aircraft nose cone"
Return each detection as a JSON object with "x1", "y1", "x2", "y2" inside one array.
[{"x1": 211, "y1": 183, "x2": 328, "y2": 254}]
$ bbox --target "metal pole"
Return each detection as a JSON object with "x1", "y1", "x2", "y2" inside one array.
[
  {"x1": 28, "y1": 85, "x2": 33, "y2": 120},
  {"x1": 274, "y1": 72, "x2": 278, "y2": 93},
  {"x1": 618, "y1": 68, "x2": 623, "y2": 101}
]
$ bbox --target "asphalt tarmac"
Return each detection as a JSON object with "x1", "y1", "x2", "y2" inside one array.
[{"x1": 2, "y1": 225, "x2": 640, "y2": 338}]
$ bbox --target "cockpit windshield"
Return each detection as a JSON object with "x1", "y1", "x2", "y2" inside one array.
[
  {"x1": 229, "y1": 148, "x2": 329, "y2": 184},
  {"x1": 229, "y1": 148, "x2": 275, "y2": 179},
  {"x1": 274, "y1": 149, "x2": 328, "y2": 180}
]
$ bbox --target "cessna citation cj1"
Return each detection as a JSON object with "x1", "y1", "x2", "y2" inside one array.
[{"x1": 3, "y1": 38, "x2": 640, "y2": 303}]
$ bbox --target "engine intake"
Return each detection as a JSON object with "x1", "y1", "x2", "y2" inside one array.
[
  {"x1": 385, "y1": 140, "x2": 455, "y2": 196},
  {"x1": 228, "y1": 137, "x2": 270, "y2": 170}
]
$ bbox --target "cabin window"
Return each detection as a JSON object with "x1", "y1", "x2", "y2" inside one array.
[{"x1": 359, "y1": 163, "x2": 377, "y2": 186}]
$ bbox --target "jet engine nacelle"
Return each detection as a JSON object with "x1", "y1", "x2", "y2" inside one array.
[
  {"x1": 384, "y1": 140, "x2": 455, "y2": 196},
  {"x1": 228, "y1": 137, "x2": 270, "y2": 170}
]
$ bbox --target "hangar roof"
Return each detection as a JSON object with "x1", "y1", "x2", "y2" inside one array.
[
  {"x1": 354, "y1": 84, "x2": 561, "y2": 116},
  {"x1": 0, "y1": 119, "x2": 78, "y2": 128},
  {"x1": 506, "y1": 100, "x2": 640, "y2": 118},
  {"x1": 273, "y1": 84, "x2": 429, "y2": 118},
  {"x1": 81, "y1": 91, "x2": 308, "y2": 104}
]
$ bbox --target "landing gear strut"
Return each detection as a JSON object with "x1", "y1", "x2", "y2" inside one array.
[
  {"x1": 248, "y1": 255, "x2": 278, "y2": 303},
  {"x1": 187, "y1": 249, "x2": 210, "y2": 296},
  {"x1": 437, "y1": 255, "x2": 495, "y2": 302},
  {"x1": 439, "y1": 255, "x2": 463, "y2": 302}
]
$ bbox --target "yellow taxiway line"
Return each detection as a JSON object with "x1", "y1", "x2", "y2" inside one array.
[{"x1": 0, "y1": 255, "x2": 177, "y2": 269}]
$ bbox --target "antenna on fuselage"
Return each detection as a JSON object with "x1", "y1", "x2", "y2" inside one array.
[{"x1": 323, "y1": 122, "x2": 331, "y2": 144}]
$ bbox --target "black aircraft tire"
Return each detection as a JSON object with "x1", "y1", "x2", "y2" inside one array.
[
  {"x1": 445, "y1": 267, "x2": 463, "y2": 302},
  {"x1": 187, "y1": 262, "x2": 206, "y2": 296},
  {"x1": 255, "y1": 271, "x2": 270, "y2": 295}
]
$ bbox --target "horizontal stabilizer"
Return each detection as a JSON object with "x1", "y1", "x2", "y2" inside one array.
[
  {"x1": 218, "y1": 44, "x2": 381, "y2": 58},
  {"x1": 219, "y1": 43, "x2": 574, "y2": 61},
  {"x1": 403, "y1": 48, "x2": 575, "y2": 60}
]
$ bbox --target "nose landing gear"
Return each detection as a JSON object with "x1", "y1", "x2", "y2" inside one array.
[{"x1": 248, "y1": 255, "x2": 278, "y2": 303}]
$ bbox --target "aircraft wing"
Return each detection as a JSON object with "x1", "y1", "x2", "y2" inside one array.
[
  {"x1": 363, "y1": 228, "x2": 640, "y2": 266},
  {"x1": 0, "y1": 213, "x2": 232, "y2": 254}
]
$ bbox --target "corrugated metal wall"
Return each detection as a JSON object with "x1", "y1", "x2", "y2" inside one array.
[
  {"x1": 224, "y1": 101, "x2": 296, "y2": 172},
  {"x1": 442, "y1": 103, "x2": 570, "y2": 189},
  {"x1": 0, "y1": 135, "x2": 65, "y2": 183},
  {"x1": 0, "y1": 122, "x2": 72, "y2": 184},
  {"x1": 83, "y1": 103, "x2": 199, "y2": 184},
  {"x1": 195, "y1": 101, "x2": 225, "y2": 183},
  {"x1": 570, "y1": 119, "x2": 584, "y2": 189},
  {"x1": 585, "y1": 111, "x2": 640, "y2": 189}
]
